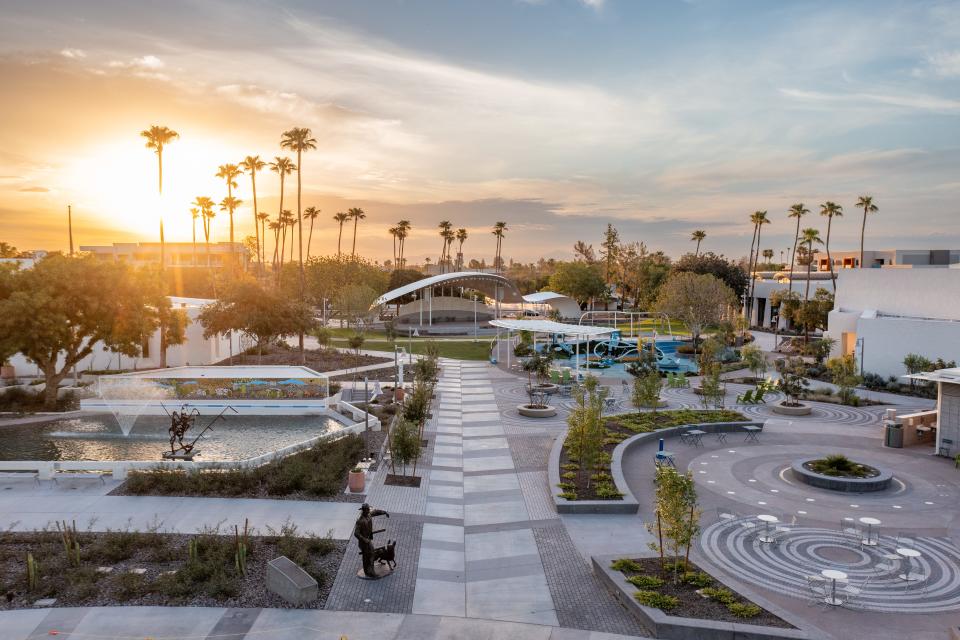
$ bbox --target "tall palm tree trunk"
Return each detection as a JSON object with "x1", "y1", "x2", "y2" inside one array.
[
  {"x1": 695, "y1": 238, "x2": 702, "y2": 256},
  {"x1": 192, "y1": 219, "x2": 197, "y2": 267},
  {"x1": 787, "y1": 219, "x2": 801, "y2": 297},
  {"x1": 749, "y1": 224, "x2": 764, "y2": 322},
  {"x1": 295, "y1": 150, "x2": 305, "y2": 363},
  {"x1": 337, "y1": 222, "x2": 343, "y2": 258},
  {"x1": 746, "y1": 223, "x2": 758, "y2": 319},
  {"x1": 351, "y1": 216, "x2": 359, "y2": 258},
  {"x1": 307, "y1": 217, "x2": 315, "y2": 260},
  {"x1": 251, "y1": 174, "x2": 260, "y2": 276},
  {"x1": 825, "y1": 217, "x2": 836, "y2": 289},
  {"x1": 804, "y1": 243, "x2": 813, "y2": 343},
  {"x1": 859, "y1": 208, "x2": 867, "y2": 269}
]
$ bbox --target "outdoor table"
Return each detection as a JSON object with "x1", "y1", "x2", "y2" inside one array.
[
  {"x1": 757, "y1": 514, "x2": 778, "y2": 543},
  {"x1": 859, "y1": 517, "x2": 881, "y2": 546},
  {"x1": 896, "y1": 548, "x2": 923, "y2": 581},
  {"x1": 743, "y1": 425, "x2": 761, "y2": 442},
  {"x1": 686, "y1": 429, "x2": 706, "y2": 447},
  {"x1": 715, "y1": 430, "x2": 727, "y2": 443},
  {"x1": 655, "y1": 451, "x2": 676, "y2": 468},
  {"x1": 821, "y1": 569, "x2": 848, "y2": 605}
]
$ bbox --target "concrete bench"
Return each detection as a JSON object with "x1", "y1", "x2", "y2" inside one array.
[
  {"x1": 53, "y1": 471, "x2": 109, "y2": 485},
  {"x1": 0, "y1": 471, "x2": 40, "y2": 486},
  {"x1": 266, "y1": 556, "x2": 318, "y2": 605}
]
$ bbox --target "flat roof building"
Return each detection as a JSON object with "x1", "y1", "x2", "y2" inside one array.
[{"x1": 80, "y1": 242, "x2": 248, "y2": 270}]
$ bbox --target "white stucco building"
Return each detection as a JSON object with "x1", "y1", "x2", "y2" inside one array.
[
  {"x1": 7, "y1": 297, "x2": 242, "y2": 378},
  {"x1": 825, "y1": 268, "x2": 960, "y2": 378}
]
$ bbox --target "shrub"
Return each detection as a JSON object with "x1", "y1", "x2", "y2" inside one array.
[
  {"x1": 728, "y1": 602, "x2": 761, "y2": 618},
  {"x1": 680, "y1": 571, "x2": 713, "y2": 588},
  {"x1": 627, "y1": 574, "x2": 664, "y2": 589},
  {"x1": 701, "y1": 586, "x2": 736, "y2": 604},
  {"x1": 634, "y1": 590, "x2": 679, "y2": 611},
  {"x1": 610, "y1": 558, "x2": 642, "y2": 572},
  {"x1": 594, "y1": 482, "x2": 623, "y2": 499}
]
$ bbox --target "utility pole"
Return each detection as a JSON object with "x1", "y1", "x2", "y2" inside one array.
[{"x1": 67, "y1": 204, "x2": 74, "y2": 256}]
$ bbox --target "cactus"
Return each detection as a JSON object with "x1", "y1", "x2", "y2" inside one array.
[
  {"x1": 188, "y1": 538, "x2": 198, "y2": 564},
  {"x1": 233, "y1": 520, "x2": 249, "y2": 575},
  {"x1": 26, "y1": 553, "x2": 38, "y2": 591},
  {"x1": 56, "y1": 519, "x2": 81, "y2": 568}
]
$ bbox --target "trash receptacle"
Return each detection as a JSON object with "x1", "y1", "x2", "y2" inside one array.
[{"x1": 884, "y1": 420, "x2": 903, "y2": 448}]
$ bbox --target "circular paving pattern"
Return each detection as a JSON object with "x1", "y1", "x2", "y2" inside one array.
[{"x1": 700, "y1": 520, "x2": 960, "y2": 613}]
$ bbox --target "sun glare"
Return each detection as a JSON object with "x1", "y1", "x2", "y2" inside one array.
[{"x1": 61, "y1": 135, "x2": 249, "y2": 242}]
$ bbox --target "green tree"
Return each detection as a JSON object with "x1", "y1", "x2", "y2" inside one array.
[
  {"x1": 389, "y1": 417, "x2": 422, "y2": 477},
  {"x1": 855, "y1": 196, "x2": 878, "y2": 269},
  {"x1": 567, "y1": 377, "x2": 607, "y2": 488},
  {"x1": 269, "y1": 157, "x2": 296, "y2": 274},
  {"x1": 215, "y1": 163, "x2": 242, "y2": 247},
  {"x1": 492, "y1": 222, "x2": 508, "y2": 273},
  {"x1": 655, "y1": 272, "x2": 737, "y2": 349},
  {"x1": 348, "y1": 207, "x2": 366, "y2": 258},
  {"x1": 600, "y1": 223, "x2": 620, "y2": 286},
  {"x1": 903, "y1": 353, "x2": 934, "y2": 390},
  {"x1": 740, "y1": 344, "x2": 767, "y2": 380},
  {"x1": 671, "y1": 252, "x2": 748, "y2": 299},
  {"x1": 785, "y1": 203, "x2": 809, "y2": 298},
  {"x1": 826, "y1": 354, "x2": 861, "y2": 404},
  {"x1": 332, "y1": 212, "x2": 349, "y2": 258},
  {"x1": 0, "y1": 243, "x2": 18, "y2": 258},
  {"x1": 775, "y1": 357, "x2": 809, "y2": 406},
  {"x1": 747, "y1": 210, "x2": 770, "y2": 317},
  {"x1": 632, "y1": 370, "x2": 663, "y2": 411},
  {"x1": 548, "y1": 261, "x2": 605, "y2": 307},
  {"x1": 334, "y1": 283, "x2": 379, "y2": 331},
  {"x1": 304, "y1": 206, "x2": 321, "y2": 260},
  {"x1": 522, "y1": 350, "x2": 553, "y2": 408},
  {"x1": 0, "y1": 256, "x2": 158, "y2": 409},
  {"x1": 646, "y1": 466, "x2": 701, "y2": 575}
]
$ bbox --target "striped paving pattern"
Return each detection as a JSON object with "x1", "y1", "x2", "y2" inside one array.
[{"x1": 700, "y1": 519, "x2": 960, "y2": 613}]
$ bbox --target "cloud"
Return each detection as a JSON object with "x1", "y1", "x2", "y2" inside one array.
[
  {"x1": 59, "y1": 48, "x2": 86, "y2": 59},
  {"x1": 18, "y1": 186, "x2": 49, "y2": 192},
  {"x1": 580, "y1": 0, "x2": 605, "y2": 9},
  {"x1": 918, "y1": 50, "x2": 960, "y2": 78},
  {"x1": 108, "y1": 55, "x2": 164, "y2": 70},
  {"x1": 779, "y1": 87, "x2": 960, "y2": 113}
]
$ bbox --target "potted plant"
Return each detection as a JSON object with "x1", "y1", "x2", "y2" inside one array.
[
  {"x1": 348, "y1": 466, "x2": 366, "y2": 493},
  {"x1": 519, "y1": 351, "x2": 557, "y2": 417},
  {"x1": 772, "y1": 357, "x2": 812, "y2": 415}
]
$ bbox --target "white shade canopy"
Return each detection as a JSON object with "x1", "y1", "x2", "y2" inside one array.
[
  {"x1": 372, "y1": 271, "x2": 523, "y2": 307},
  {"x1": 488, "y1": 318, "x2": 614, "y2": 336}
]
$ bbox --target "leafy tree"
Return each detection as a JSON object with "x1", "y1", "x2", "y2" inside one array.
[
  {"x1": 334, "y1": 284, "x2": 379, "y2": 331},
  {"x1": 600, "y1": 223, "x2": 620, "y2": 286},
  {"x1": 655, "y1": 272, "x2": 737, "y2": 349},
  {"x1": 826, "y1": 354, "x2": 861, "y2": 404},
  {"x1": 646, "y1": 466, "x2": 701, "y2": 575},
  {"x1": 903, "y1": 353, "x2": 934, "y2": 390},
  {"x1": 0, "y1": 255, "x2": 158, "y2": 409},
  {"x1": 347, "y1": 333, "x2": 365, "y2": 357},
  {"x1": 313, "y1": 326, "x2": 332, "y2": 348},
  {"x1": 522, "y1": 350, "x2": 553, "y2": 408},
  {"x1": 197, "y1": 279, "x2": 314, "y2": 363},
  {"x1": 804, "y1": 337, "x2": 836, "y2": 365},
  {"x1": 770, "y1": 289, "x2": 801, "y2": 329},
  {"x1": 389, "y1": 417, "x2": 422, "y2": 477},
  {"x1": 794, "y1": 288, "x2": 833, "y2": 336},
  {"x1": 618, "y1": 242, "x2": 672, "y2": 310},
  {"x1": 740, "y1": 344, "x2": 767, "y2": 380},
  {"x1": 0, "y1": 242, "x2": 18, "y2": 258},
  {"x1": 632, "y1": 370, "x2": 663, "y2": 411},
  {"x1": 548, "y1": 261, "x2": 606, "y2": 307},
  {"x1": 775, "y1": 357, "x2": 809, "y2": 406},
  {"x1": 567, "y1": 377, "x2": 607, "y2": 488},
  {"x1": 672, "y1": 252, "x2": 749, "y2": 299},
  {"x1": 305, "y1": 255, "x2": 389, "y2": 313}
]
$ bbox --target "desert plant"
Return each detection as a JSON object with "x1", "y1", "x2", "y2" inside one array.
[
  {"x1": 57, "y1": 519, "x2": 81, "y2": 568},
  {"x1": 628, "y1": 574, "x2": 665, "y2": 589},
  {"x1": 610, "y1": 558, "x2": 642, "y2": 572},
  {"x1": 634, "y1": 590, "x2": 679, "y2": 611},
  {"x1": 25, "y1": 552, "x2": 38, "y2": 591},
  {"x1": 728, "y1": 602, "x2": 762, "y2": 618},
  {"x1": 234, "y1": 519, "x2": 250, "y2": 576},
  {"x1": 702, "y1": 586, "x2": 736, "y2": 604}
]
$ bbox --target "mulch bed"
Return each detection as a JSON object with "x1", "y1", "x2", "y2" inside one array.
[
  {"x1": 384, "y1": 474, "x2": 421, "y2": 487},
  {"x1": 620, "y1": 557, "x2": 793, "y2": 628},
  {"x1": 0, "y1": 528, "x2": 345, "y2": 610},
  {"x1": 214, "y1": 344, "x2": 390, "y2": 372}
]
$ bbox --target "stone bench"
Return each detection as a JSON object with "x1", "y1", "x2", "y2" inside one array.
[{"x1": 266, "y1": 556, "x2": 318, "y2": 605}]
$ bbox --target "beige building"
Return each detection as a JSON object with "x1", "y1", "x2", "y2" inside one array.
[
  {"x1": 80, "y1": 242, "x2": 248, "y2": 270},
  {"x1": 817, "y1": 248, "x2": 960, "y2": 272}
]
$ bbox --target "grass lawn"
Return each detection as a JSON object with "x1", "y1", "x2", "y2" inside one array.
[{"x1": 330, "y1": 337, "x2": 493, "y2": 361}]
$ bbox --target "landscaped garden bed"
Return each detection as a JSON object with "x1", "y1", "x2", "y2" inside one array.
[
  {"x1": 114, "y1": 434, "x2": 372, "y2": 501},
  {"x1": 214, "y1": 343, "x2": 391, "y2": 371},
  {"x1": 558, "y1": 409, "x2": 746, "y2": 502},
  {"x1": 608, "y1": 557, "x2": 793, "y2": 629},
  {"x1": 0, "y1": 520, "x2": 344, "y2": 610}
]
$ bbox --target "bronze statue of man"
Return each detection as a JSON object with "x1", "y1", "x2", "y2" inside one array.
[{"x1": 354, "y1": 503, "x2": 389, "y2": 577}]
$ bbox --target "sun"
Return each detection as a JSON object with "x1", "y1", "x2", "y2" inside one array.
[{"x1": 60, "y1": 133, "x2": 251, "y2": 242}]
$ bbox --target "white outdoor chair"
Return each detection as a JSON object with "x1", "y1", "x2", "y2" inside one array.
[
  {"x1": 873, "y1": 555, "x2": 899, "y2": 578},
  {"x1": 716, "y1": 507, "x2": 739, "y2": 524},
  {"x1": 840, "y1": 518, "x2": 862, "y2": 546},
  {"x1": 776, "y1": 515, "x2": 798, "y2": 534},
  {"x1": 805, "y1": 576, "x2": 828, "y2": 608},
  {"x1": 842, "y1": 576, "x2": 871, "y2": 608}
]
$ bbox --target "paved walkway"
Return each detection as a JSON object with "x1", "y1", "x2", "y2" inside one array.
[{"x1": 3, "y1": 607, "x2": 640, "y2": 640}]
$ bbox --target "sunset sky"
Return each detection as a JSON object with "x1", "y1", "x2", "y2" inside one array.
[{"x1": 1, "y1": 0, "x2": 958, "y2": 263}]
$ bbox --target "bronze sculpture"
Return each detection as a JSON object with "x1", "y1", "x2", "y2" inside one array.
[
  {"x1": 168, "y1": 406, "x2": 199, "y2": 455},
  {"x1": 354, "y1": 503, "x2": 394, "y2": 578}
]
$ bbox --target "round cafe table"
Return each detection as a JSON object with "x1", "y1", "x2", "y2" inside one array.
[
  {"x1": 757, "y1": 514, "x2": 778, "y2": 543},
  {"x1": 859, "y1": 517, "x2": 881, "y2": 546},
  {"x1": 896, "y1": 548, "x2": 923, "y2": 581},
  {"x1": 821, "y1": 569, "x2": 848, "y2": 605}
]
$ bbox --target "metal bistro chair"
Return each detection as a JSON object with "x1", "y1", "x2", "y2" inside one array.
[
  {"x1": 873, "y1": 554, "x2": 900, "y2": 578},
  {"x1": 805, "y1": 575, "x2": 829, "y2": 608},
  {"x1": 840, "y1": 518, "x2": 862, "y2": 547},
  {"x1": 716, "y1": 507, "x2": 739, "y2": 524},
  {"x1": 841, "y1": 576, "x2": 872, "y2": 608}
]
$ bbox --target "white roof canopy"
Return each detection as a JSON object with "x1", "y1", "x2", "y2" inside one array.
[
  {"x1": 373, "y1": 271, "x2": 523, "y2": 307},
  {"x1": 521, "y1": 291, "x2": 574, "y2": 304},
  {"x1": 488, "y1": 318, "x2": 614, "y2": 336},
  {"x1": 907, "y1": 368, "x2": 960, "y2": 384}
]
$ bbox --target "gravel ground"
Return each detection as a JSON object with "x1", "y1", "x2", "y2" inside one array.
[{"x1": 0, "y1": 530, "x2": 346, "y2": 610}]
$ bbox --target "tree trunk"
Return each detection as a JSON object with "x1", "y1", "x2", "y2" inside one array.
[
  {"x1": 656, "y1": 511, "x2": 664, "y2": 569},
  {"x1": 683, "y1": 503, "x2": 695, "y2": 572},
  {"x1": 43, "y1": 367, "x2": 66, "y2": 411},
  {"x1": 859, "y1": 208, "x2": 867, "y2": 269},
  {"x1": 159, "y1": 328, "x2": 167, "y2": 368}
]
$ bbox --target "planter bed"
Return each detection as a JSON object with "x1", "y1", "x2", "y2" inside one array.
[
  {"x1": 518, "y1": 404, "x2": 557, "y2": 418},
  {"x1": 551, "y1": 410, "x2": 748, "y2": 514},
  {"x1": 0, "y1": 525, "x2": 344, "y2": 611},
  {"x1": 771, "y1": 401, "x2": 812, "y2": 416},
  {"x1": 594, "y1": 554, "x2": 808, "y2": 640},
  {"x1": 791, "y1": 457, "x2": 892, "y2": 492}
]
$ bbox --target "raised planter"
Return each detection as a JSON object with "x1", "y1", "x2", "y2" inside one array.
[
  {"x1": 518, "y1": 404, "x2": 557, "y2": 418},
  {"x1": 790, "y1": 457, "x2": 893, "y2": 492},
  {"x1": 528, "y1": 383, "x2": 559, "y2": 395},
  {"x1": 348, "y1": 468, "x2": 366, "y2": 493},
  {"x1": 772, "y1": 401, "x2": 812, "y2": 416},
  {"x1": 549, "y1": 420, "x2": 764, "y2": 514},
  {"x1": 592, "y1": 554, "x2": 810, "y2": 640}
]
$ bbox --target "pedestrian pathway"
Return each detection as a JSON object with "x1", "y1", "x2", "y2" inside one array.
[
  {"x1": 411, "y1": 359, "x2": 559, "y2": 626},
  {"x1": 3, "y1": 606, "x2": 642, "y2": 640}
]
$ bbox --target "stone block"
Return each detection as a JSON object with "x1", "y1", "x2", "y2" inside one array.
[{"x1": 266, "y1": 555, "x2": 318, "y2": 605}]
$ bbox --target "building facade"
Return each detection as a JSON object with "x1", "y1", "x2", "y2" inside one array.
[
  {"x1": 80, "y1": 242, "x2": 248, "y2": 270},
  {"x1": 816, "y1": 248, "x2": 960, "y2": 272}
]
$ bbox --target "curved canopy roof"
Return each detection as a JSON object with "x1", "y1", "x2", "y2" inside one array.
[
  {"x1": 521, "y1": 291, "x2": 575, "y2": 304},
  {"x1": 372, "y1": 271, "x2": 523, "y2": 307},
  {"x1": 489, "y1": 318, "x2": 614, "y2": 336}
]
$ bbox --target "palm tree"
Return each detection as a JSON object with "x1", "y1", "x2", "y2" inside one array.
[
  {"x1": 456, "y1": 228, "x2": 468, "y2": 269},
  {"x1": 268, "y1": 220, "x2": 282, "y2": 268},
  {"x1": 240, "y1": 156, "x2": 266, "y2": 274},
  {"x1": 437, "y1": 221, "x2": 452, "y2": 271},
  {"x1": 762, "y1": 249, "x2": 774, "y2": 263},
  {"x1": 798, "y1": 227, "x2": 823, "y2": 343},
  {"x1": 193, "y1": 196, "x2": 216, "y2": 268},
  {"x1": 492, "y1": 221, "x2": 508, "y2": 273},
  {"x1": 388, "y1": 227, "x2": 399, "y2": 268},
  {"x1": 190, "y1": 207, "x2": 200, "y2": 266},
  {"x1": 269, "y1": 157, "x2": 295, "y2": 277},
  {"x1": 786, "y1": 203, "x2": 809, "y2": 297},
  {"x1": 333, "y1": 212, "x2": 349, "y2": 258},
  {"x1": 279, "y1": 128, "x2": 317, "y2": 321},
  {"x1": 278, "y1": 209, "x2": 294, "y2": 269},
  {"x1": 747, "y1": 210, "x2": 769, "y2": 320},
  {"x1": 215, "y1": 163, "x2": 242, "y2": 246},
  {"x1": 256, "y1": 212, "x2": 269, "y2": 266},
  {"x1": 396, "y1": 220, "x2": 411, "y2": 267},
  {"x1": 819, "y1": 201, "x2": 843, "y2": 289},
  {"x1": 348, "y1": 207, "x2": 366, "y2": 258},
  {"x1": 691, "y1": 229, "x2": 706, "y2": 256},
  {"x1": 855, "y1": 196, "x2": 878, "y2": 269},
  {"x1": 304, "y1": 206, "x2": 320, "y2": 260},
  {"x1": 219, "y1": 196, "x2": 243, "y2": 249},
  {"x1": 140, "y1": 125, "x2": 178, "y2": 270},
  {"x1": 287, "y1": 210, "x2": 297, "y2": 263}
]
